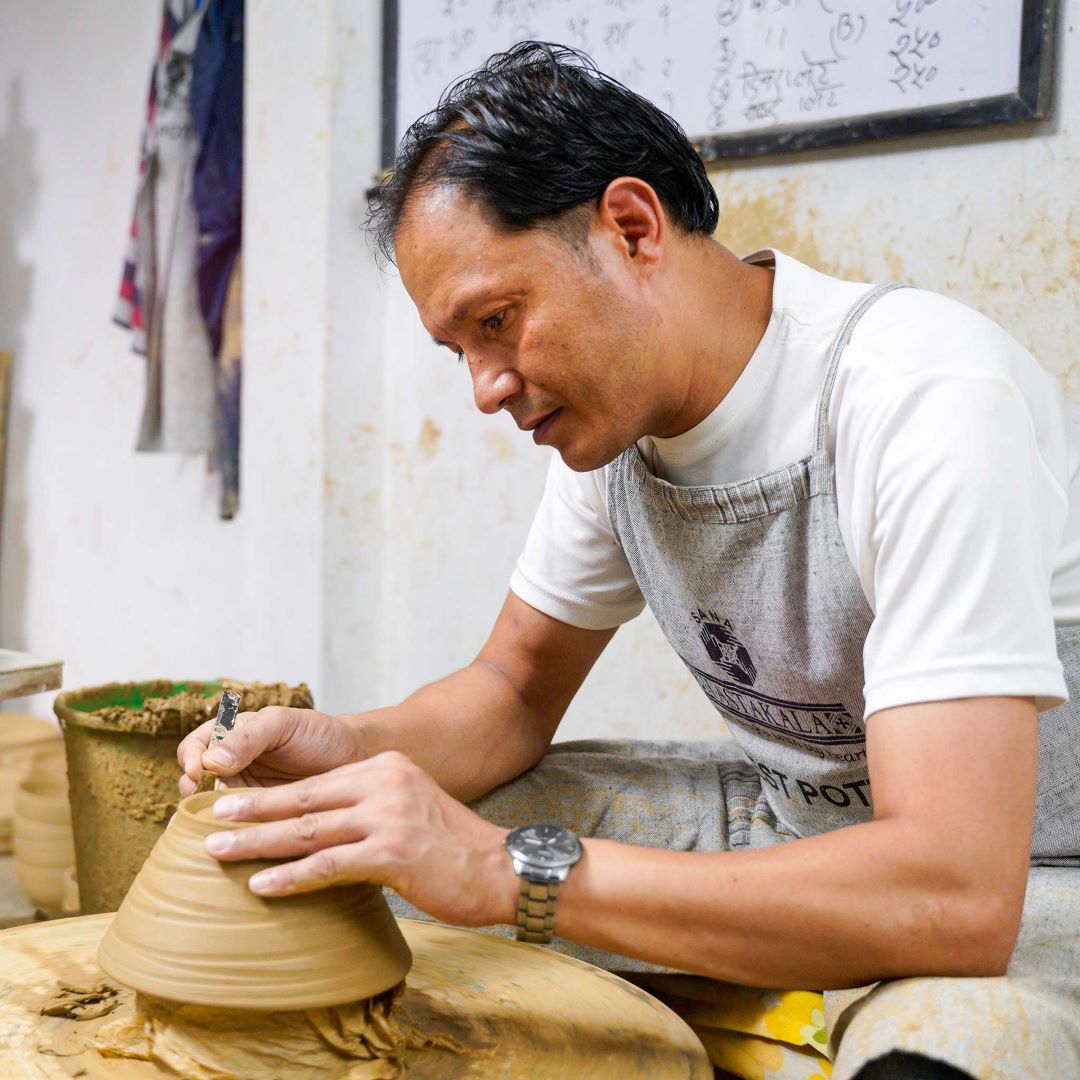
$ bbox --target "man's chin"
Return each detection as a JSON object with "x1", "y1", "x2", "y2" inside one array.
[{"x1": 555, "y1": 438, "x2": 629, "y2": 474}]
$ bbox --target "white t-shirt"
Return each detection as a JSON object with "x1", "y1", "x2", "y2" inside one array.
[{"x1": 510, "y1": 250, "x2": 1080, "y2": 718}]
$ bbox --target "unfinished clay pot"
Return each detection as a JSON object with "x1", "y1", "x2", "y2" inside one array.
[{"x1": 98, "y1": 789, "x2": 413, "y2": 1009}]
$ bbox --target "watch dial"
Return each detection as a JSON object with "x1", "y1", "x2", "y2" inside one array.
[{"x1": 510, "y1": 825, "x2": 581, "y2": 866}]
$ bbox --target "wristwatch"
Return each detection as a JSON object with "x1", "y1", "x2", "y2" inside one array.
[{"x1": 505, "y1": 823, "x2": 583, "y2": 944}]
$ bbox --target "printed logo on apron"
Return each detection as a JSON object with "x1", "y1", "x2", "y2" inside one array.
[{"x1": 692, "y1": 609, "x2": 757, "y2": 685}]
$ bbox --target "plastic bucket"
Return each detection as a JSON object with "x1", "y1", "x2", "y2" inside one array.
[{"x1": 54, "y1": 680, "x2": 312, "y2": 913}]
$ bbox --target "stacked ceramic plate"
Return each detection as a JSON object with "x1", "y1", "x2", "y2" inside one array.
[
  {"x1": 0, "y1": 715, "x2": 63, "y2": 854},
  {"x1": 13, "y1": 774, "x2": 75, "y2": 915}
]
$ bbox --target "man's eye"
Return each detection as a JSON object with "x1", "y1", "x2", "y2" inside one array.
[{"x1": 482, "y1": 311, "x2": 505, "y2": 331}]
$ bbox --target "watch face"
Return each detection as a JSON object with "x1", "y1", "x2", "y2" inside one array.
[{"x1": 506, "y1": 824, "x2": 582, "y2": 867}]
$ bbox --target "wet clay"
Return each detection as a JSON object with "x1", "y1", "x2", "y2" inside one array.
[
  {"x1": 92, "y1": 985, "x2": 470, "y2": 1079},
  {"x1": 98, "y1": 790, "x2": 413, "y2": 1009},
  {"x1": 0, "y1": 915, "x2": 711, "y2": 1079},
  {"x1": 83, "y1": 680, "x2": 313, "y2": 737},
  {"x1": 54, "y1": 680, "x2": 313, "y2": 913},
  {"x1": 42, "y1": 982, "x2": 122, "y2": 1021}
]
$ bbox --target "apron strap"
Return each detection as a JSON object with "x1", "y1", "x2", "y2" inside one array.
[{"x1": 813, "y1": 283, "x2": 909, "y2": 455}]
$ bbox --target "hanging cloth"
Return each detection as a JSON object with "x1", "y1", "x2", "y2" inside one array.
[
  {"x1": 190, "y1": 0, "x2": 244, "y2": 518},
  {"x1": 114, "y1": 0, "x2": 216, "y2": 454}
]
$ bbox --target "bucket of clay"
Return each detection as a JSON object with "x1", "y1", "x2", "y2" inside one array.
[{"x1": 54, "y1": 679, "x2": 313, "y2": 914}]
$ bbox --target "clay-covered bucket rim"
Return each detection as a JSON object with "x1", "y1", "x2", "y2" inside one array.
[{"x1": 53, "y1": 680, "x2": 223, "y2": 735}]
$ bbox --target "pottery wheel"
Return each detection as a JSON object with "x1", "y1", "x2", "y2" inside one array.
[{"x1": 0, "y1": 914, "x2": 710, "y2": 1078}]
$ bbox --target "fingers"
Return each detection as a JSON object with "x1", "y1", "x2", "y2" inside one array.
[
  {"x1": 245, "y1": 842, "x2": 383, "y2": 896},
  {"x1": 177, "y1": 707, "x2": 301, "y2": 796},
  {"x1": 177, "y1": 718, "x2": 216, "y2": 783},
  {"x1": 205, "y1": 806, "x2": 369, "y2": 862},
  {"x1": 197, "y1": 709, "x2": 261, "y2": 777},
  {"x1": 211, "y1": 750, "x2": 416, "y2": 823},
  {"x1": 211, "y1": 767, "x2": 358, "y2": 822}
]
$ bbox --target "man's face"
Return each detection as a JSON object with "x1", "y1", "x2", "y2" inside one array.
[{"x1": 396, "y1": 186, "x2": 660, "y2": 471}]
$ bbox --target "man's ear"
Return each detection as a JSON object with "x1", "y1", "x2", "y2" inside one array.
[{"x1": 595, "y1": 177, "x2": 665, "y2": 276}]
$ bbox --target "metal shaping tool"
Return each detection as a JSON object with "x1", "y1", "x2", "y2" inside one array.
[{"x1": 194, "y1": 689, "x2": 241, "y2": 793}]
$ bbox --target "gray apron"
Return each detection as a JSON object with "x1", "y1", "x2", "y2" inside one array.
[
  {"x1": 607, "y1": 281, "x2": 1080, "y2": 860},
  {"x1": 391, "y1": 283, "x2": 1080, "y2": 1077}
]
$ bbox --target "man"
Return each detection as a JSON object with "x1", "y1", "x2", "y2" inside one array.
[{"x1": 178, "y1": 43, "x2": 1080, "y2": 1079}]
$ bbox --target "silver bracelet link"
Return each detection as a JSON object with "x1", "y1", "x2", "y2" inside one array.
[{"x1": 516, "y1": 876, "x2": 559, "y2": 944}]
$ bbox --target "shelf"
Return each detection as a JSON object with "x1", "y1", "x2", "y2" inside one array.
[{"x1": 0, "y1": 650, "x2": 63, "y2": 702}]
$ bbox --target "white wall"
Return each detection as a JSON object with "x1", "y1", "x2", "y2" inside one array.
[
  {"x1": 1, "y1": 2, "x2": 1076, "y2": 746},
  {"x1": 360, "y1": 5, "x2": 1080, "y2": 741},
  {"x1": 0, "y1": 1, "x2": 327, "y2": 712}
]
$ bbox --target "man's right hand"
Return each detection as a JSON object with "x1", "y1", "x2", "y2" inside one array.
[{"x1": 177, "y1": 707, "x2": 364, "y2": 797}]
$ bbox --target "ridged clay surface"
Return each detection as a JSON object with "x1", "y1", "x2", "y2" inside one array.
[{"x1": 97, "y1": 790, "x2": 413, "y2": 1009}]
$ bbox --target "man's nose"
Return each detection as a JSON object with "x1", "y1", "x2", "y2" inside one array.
[{"x1": 470, "y1": 355, "x2": 522, "y2": 415}]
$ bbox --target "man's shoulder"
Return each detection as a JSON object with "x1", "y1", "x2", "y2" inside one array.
[
  {"x1": 768, "y1": 251, "x2": 1030, "y2": 381},
  {"x1": 850, "y1": 285, "x2": 1029, "y2": 378}
]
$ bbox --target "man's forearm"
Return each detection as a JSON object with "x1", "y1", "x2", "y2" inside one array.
[
  {"x1": 346, "y1": 659, "x2": 552, "y2": 802},
  {"x1": 551, "y1": 818, "x2": 1023, "y2": 989}
]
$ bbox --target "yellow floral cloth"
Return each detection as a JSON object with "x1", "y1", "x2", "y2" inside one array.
[{"x1": 629, "y1": 976, "x2": 831, "y2": 1080}]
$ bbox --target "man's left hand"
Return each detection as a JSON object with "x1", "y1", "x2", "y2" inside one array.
[{"x1": 203, "y1": 751, "x2": 518, "y2": 928}]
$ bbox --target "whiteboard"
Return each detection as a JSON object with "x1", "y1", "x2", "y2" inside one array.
[{"x1": 383, "y1": 0, "x2": 1054, "y2": 163}]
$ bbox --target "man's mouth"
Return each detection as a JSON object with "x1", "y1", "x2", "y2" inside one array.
[{"x1": 526, "y1": 408, "x2": 562, "y2": 445}]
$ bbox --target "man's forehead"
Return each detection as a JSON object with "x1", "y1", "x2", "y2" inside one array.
[
  {"x1": 396, "y1": 184, "x2": 490, "y2": 252},
  {"x1": 397, "y1": 189, "x2": 560, "y2": 322}
]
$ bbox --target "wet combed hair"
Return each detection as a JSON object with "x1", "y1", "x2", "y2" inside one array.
[{"x1": 366, "y1": 41, "x2": 719, "y2": 266}]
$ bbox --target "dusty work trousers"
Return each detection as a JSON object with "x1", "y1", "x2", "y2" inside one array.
[{"x1": 387, "y1": 739, "x2": 1080, "y2": 1079}]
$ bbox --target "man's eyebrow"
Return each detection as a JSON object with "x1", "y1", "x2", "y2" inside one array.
[
  {"x1": 449, "y1": 292, "x2": 485, "y2": 327},
  {"x1": 429, "y1": 293, "x2": 490, "y2": 347}
]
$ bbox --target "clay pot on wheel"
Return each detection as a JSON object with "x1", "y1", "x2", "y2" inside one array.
[{"x1": 98, "y1": 789, "x2": 413, "y2": 1009}]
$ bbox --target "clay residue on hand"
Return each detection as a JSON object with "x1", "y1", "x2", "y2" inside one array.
[
  {"x1": 94, "y1": 983, "x2": 470, "y2": 1079},
  {"x1": 84, "y1": 680, "x2": 314, "y2": 737}
]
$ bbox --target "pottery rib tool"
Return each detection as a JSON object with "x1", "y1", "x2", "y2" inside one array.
[{"x1": 195, "y1": 689, "x2": 241, "y2": 793}]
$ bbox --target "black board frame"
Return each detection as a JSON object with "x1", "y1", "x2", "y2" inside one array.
[{"x1": 381, "y1": 0, "x2": 1056, "y2": 169}]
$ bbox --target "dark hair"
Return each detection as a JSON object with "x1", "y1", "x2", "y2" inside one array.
[{"x1": 367, "y1": 41, "x2": 719, "y2": 266}]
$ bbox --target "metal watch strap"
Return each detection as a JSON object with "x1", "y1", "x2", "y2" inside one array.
[{"x1": 515, "y1": 875, "x2": 559, "y2": 944}]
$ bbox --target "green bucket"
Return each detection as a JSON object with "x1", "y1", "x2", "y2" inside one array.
[{"x1": 54, "y1": 679, "x2": 313, "y2": 913}]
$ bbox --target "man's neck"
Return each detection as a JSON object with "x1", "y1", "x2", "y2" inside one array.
[{"x1": 650, "y1": 241, "x2": 774, "y2": 440}]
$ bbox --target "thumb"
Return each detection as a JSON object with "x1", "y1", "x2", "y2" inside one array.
[{"x1": 199, "y1": 705, "x2": 304, "y2": 777}]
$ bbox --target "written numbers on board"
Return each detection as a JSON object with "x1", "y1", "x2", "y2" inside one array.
[{"x1": 385, "y1": 0, "x2": 1053, "y2": 162}]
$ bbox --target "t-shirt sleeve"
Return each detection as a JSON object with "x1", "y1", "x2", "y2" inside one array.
[
  {"x1": 846, "y1": 369, "x2": 1069, "y2": 717},
  {"x1": 510, "y1": 454, "x2": 646, "y2": 630}
]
